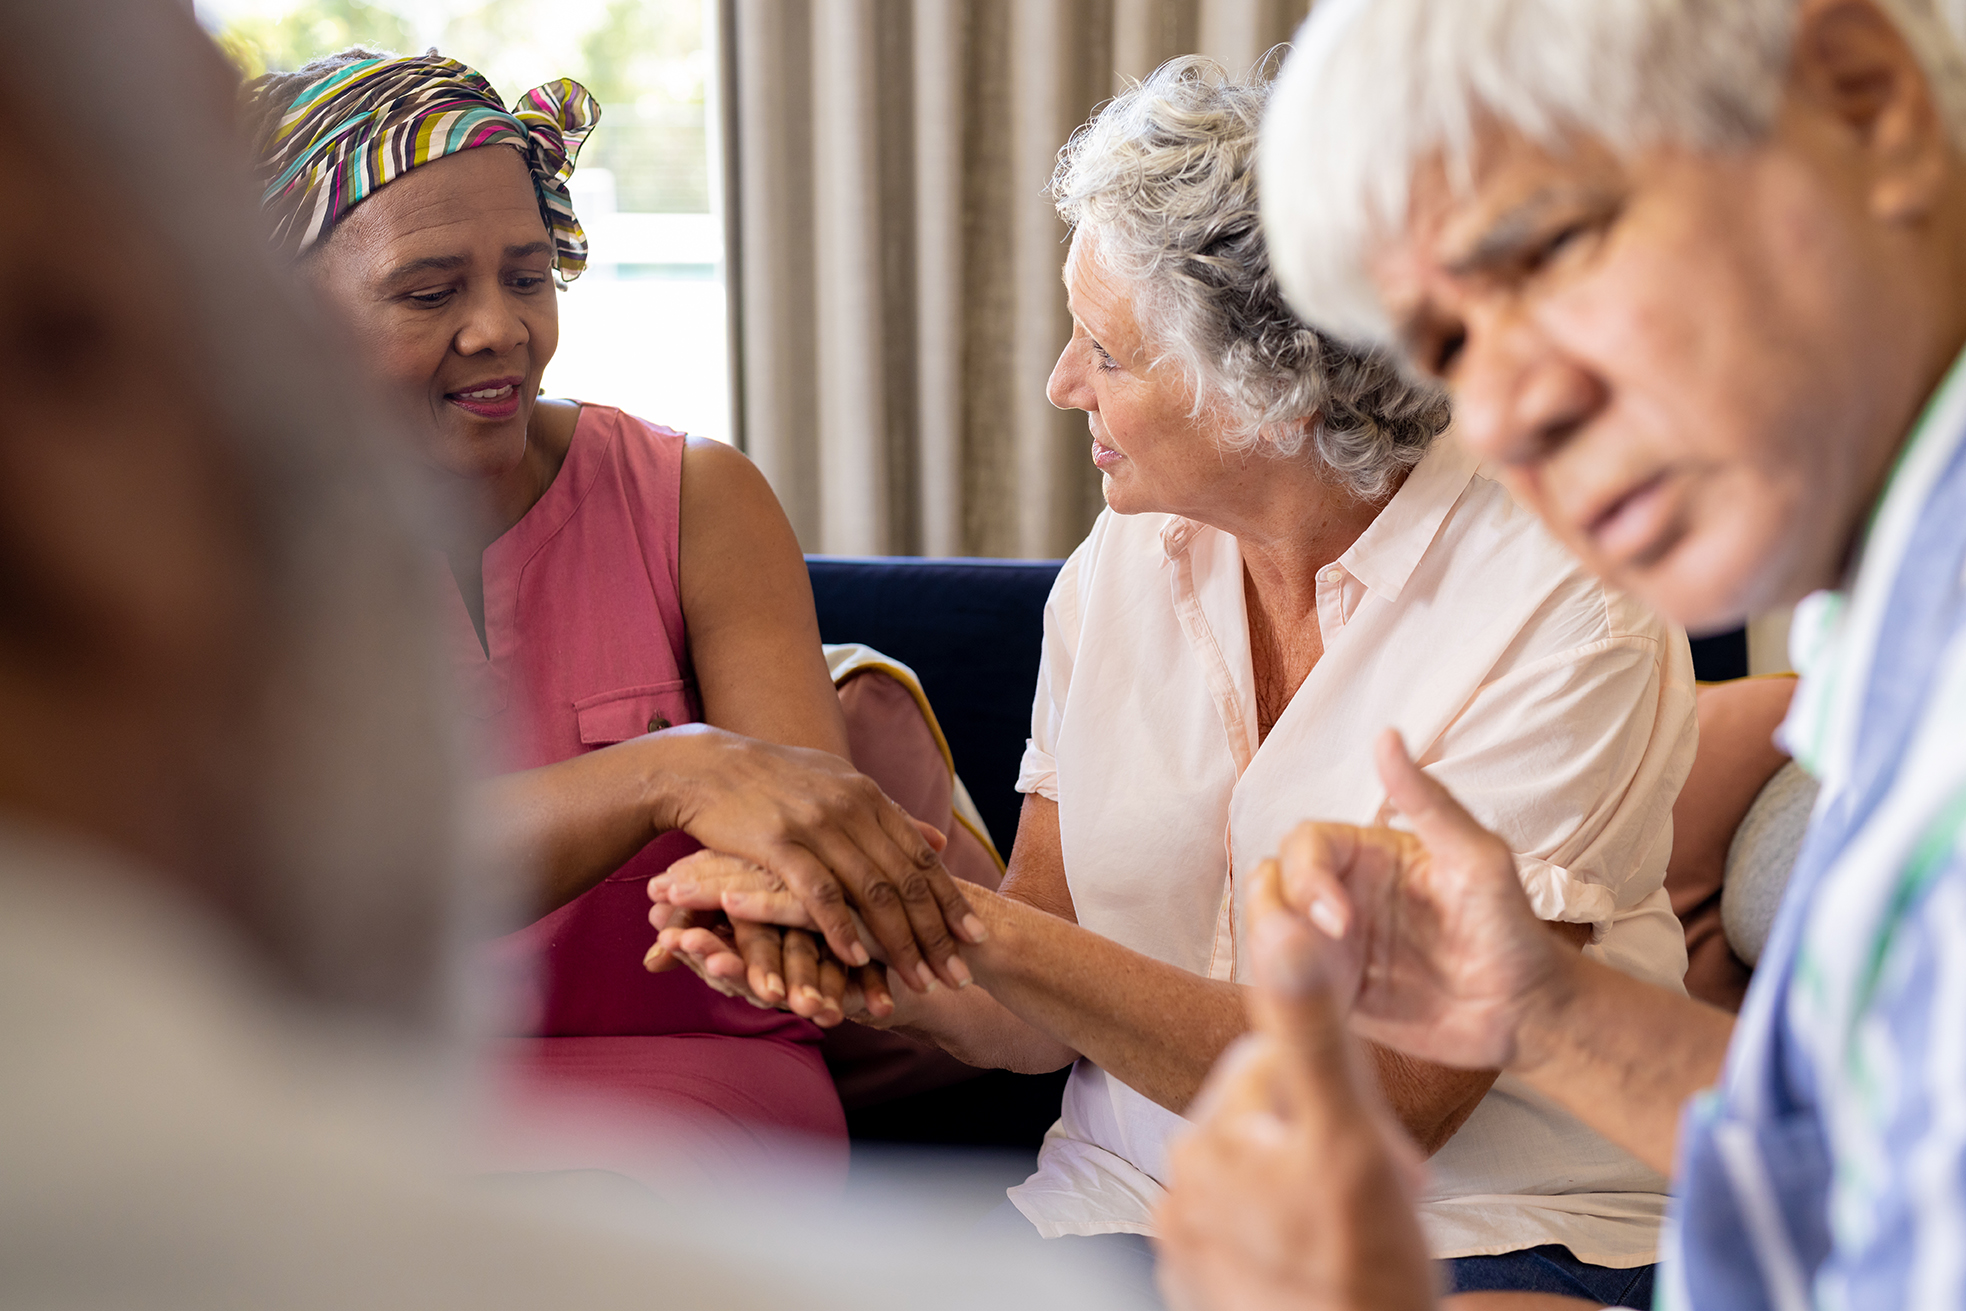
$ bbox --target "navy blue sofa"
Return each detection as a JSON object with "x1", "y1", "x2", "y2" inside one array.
[{"x1": 804, "y1": 555, "x2": 1750, "y2": 1147}]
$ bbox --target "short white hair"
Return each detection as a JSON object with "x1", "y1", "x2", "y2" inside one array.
[
  {"x1": 1052, "y1": 56, "x2": 1450, "y2": 499},
  {"x1": 1260, "y1": 0, "x2": 1966, "y2": 347}
]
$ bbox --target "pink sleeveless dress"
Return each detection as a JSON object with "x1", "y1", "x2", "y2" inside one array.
[{"x1": 446, "y1": 405, "x2": 846, "y2": 1156}]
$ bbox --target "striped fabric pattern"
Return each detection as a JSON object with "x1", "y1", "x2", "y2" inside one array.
[
  {"x1": 1662, "y1": 344, "x2": 1966, "y2": 1311},
  {"x1": 255, "y1": 53, "x2": 599, "y2": 278}
]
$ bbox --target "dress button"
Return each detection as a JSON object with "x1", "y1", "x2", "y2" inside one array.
[{"x1": 647, "y1": 714, "x2": 670, "y2": 733}]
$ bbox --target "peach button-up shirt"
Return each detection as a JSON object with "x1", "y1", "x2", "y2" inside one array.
[{"x1": 1006, "y1": 439, "x2": 1696, "y2": 1267}]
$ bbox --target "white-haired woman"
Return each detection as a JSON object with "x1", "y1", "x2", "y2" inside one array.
[{"x1": 652, "y1": 59, "x2": 1694, "y2": 1309}]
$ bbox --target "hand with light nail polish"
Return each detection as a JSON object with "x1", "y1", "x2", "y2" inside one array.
[
  {"x1": 648, "y1": 846, "x2": 966, "y2": 993},
  {"x1": 1268, "y1": 730, "x2": 1586, "y2": 1074},
  {"x1": 649, "y1": 804, "x2": 1254, "y2": 1108},
  {"x1": 1254, "y1": 731, "x2": 1730, "y2": 1180}
]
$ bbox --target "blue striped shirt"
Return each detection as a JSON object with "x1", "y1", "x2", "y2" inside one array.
[{"x1": 1665, "y1": 354, "x2": 1966, "y2": 1310}]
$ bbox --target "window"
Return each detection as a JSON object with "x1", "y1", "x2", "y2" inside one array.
[{"x1": 202, "y1": 0, "x2": 732, "y2": 443}]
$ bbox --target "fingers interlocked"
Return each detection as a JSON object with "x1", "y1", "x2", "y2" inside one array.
[
  {"x1": 672, "y1": 731, "x2": 987, "y2": 996},
  {"x1": 773, "y1": 780, "x2": 982, "y2": 993}
]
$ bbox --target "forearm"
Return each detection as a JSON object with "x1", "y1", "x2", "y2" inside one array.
[
  {"x1": 879, "y1": 978, "x2": 1079, "y2": 1073},
  {"x1": 1513, "y1": 953, "x2": 1735, "y2": 1174},
  {"x1": 1363, "y1": 926, "x2": 1588, "y2": 1158},
  {"x1": 949, "y1": 886, "x2": 1250, "y2": 1113},
  {"x1": 1370, "y1": 1045, "x2": 1498, "y2": 1157},
  {"x1": 478, "y1": 734, "x2": 688, "y2": 917},
  {"x1": 886, "y1": 907, "x2": 1495, "y2": 1143}
]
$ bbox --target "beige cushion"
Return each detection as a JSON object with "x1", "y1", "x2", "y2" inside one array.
[
  {"x1": 1721, "y1": 760, "x2": 1819, "y2": 967},
  {"x1": 1667, "y1": 676, "x2": 1798, "y2": 1012}
]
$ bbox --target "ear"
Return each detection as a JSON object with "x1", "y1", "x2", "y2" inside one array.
[
  {"x1": 1789, "y1": 0, "x2": 1955, "y2": 223},
  {"x1": 1270, "y1": 412, "x2": 1318, "y2": 455}
]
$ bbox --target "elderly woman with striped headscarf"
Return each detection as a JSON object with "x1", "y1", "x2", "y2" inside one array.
[{"x1": 242, "y1": 50, "x2": 985, "y2": 1163}]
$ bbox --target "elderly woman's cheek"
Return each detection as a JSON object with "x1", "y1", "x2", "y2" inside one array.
[
  {"x1": 367, "y1": 316, "x2": 460, "y2": 425},
  {"x1": 529, "y1": 292, "x2": 560, "y2": 371}
]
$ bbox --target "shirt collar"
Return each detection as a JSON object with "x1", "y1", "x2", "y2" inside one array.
[
  {"x1": 1778, "y1": 342, "x2": 1966, "y2": 785},
  {"x1": 1159, "y1": 515, "x2": 1204, "y2": 560},
  {"x1": 1337, "y1": 436, "x2": 1479, "y2": 603}
]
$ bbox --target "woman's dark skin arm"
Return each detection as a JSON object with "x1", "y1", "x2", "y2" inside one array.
[
  {"x1": 657, "y1": 792, "x2": 1587, "y2": 1153},
  {"x1": 479, "y1": 430, "x2": 980, "y2": 990}
]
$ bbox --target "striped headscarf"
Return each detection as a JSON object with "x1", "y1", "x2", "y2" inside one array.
[{"x1": 252, "y1": 52, "x2": 600, "y2": 279}]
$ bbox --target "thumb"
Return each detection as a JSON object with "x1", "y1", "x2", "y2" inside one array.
[
  {"x1": 1275, "y1": 821, "x2": 1363, "y2": 940},
  {"x1": 912, "y1": 819, "x2": 949, "y2": 853},
  {"x1": 1374, "y1": 729, "x2": 1501, "y2": 864},
  {"x1": 1246, "y1": 861, "x2": 1362, "y2": 1117}
]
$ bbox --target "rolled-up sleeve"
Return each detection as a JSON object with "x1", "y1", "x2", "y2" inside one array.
[
  {"x1": 1416, "y1": 607, "x2": 1697, "y2": 930},
  {"x1": 1016, "y1": 540, "x2": 1089, "y2": 804}
]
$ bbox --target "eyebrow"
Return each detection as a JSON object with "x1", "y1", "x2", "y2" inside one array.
[
  {"x1": 1390, "y1": 185, "x2": 1623, "y2": 354},
  {"x1": 1064, "y1": 294, "x2": 1092, "y2": 337},
  {"x1": 1070, "y1": 307, "x2": 1112, "y2": 353},
  {"x1": 380, "y1": 242, "x2": 555, "y2": 283},
  {"x1": 1442, "y1": 192, "x2": 1566, "y2": 279},
  {"x1": 381, "y1": 253, "x2": 467, "y2": 282},
  {"x1": 1442, "y1": 185, "x2": 1618, "y2": 278}
]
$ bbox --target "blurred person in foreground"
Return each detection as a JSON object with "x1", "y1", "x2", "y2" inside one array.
[
  {"x1": 238, "y1": 48, "x2": 986, "y2": 1162},
  {"x1": 0, "y1": 2, "x2": 1139, "y2": 1306},
  {"x1": 653, "y1": 60, "x2": 1693, "y2": 1308},
  {"x1": 1157, "y1": 1, "x2": 1966, "y2": 1309}
]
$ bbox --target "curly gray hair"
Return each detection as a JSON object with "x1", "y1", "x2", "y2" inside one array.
[{"x1": 1050, "y1": 56, "x2": 1450, "y2": 499}]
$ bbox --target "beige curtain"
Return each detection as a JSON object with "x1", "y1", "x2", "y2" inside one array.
[{"x1": 719, "y1": 0, "x2": 1313, "y2": 558}]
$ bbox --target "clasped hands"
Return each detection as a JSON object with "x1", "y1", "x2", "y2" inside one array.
[
  {"x1": 643, "y1": 727, "x2": 994, "y2": 1022},
  {"x1": 644, "y1": 819, "x2": 964, "y2": 1028}
]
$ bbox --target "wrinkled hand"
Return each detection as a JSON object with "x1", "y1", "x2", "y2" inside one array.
[
  {"x1": 1271, "y1": 730, "x2": 1571, "y2": 1072},
  {"x1": 655, "y1": 725, "x2": 984, "y2": 993},
  {"x1": 645, "y1": 853, "x2": 892, "y2": 1027},
  {"x1": 1156, "y1": 861, "x2": 1436, "y2": 1311},
  {"x1": 650, "y1": 847, "x2": 862, "y2": 932}
]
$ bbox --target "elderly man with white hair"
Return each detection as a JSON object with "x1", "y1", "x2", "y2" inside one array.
[
  {"x1": 654, "y1": 58, "x2": 1694, "y2": 1308},
  {"x1": 1156, "y1": 1, "x2": 1966, "y2": 1310}
]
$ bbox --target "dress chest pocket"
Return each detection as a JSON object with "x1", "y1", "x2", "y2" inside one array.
[{"x1": 572, "y1": 681, "x2": 696, "y2": 747}]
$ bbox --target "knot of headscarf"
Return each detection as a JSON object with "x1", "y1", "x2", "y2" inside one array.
[{"x1": 255, "y1": 53, "x2": 600, "y2": 279}]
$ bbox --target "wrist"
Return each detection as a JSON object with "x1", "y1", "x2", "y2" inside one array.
[
  {"x1": 955, "y1": 883, "x2": 1026, "y2": 984},
  {"x1": 1507, "y1": 947, "x2": 1593, "y2": 1080},
  {"x1": 631, "y1": 722, "x2": 719, "y2": 836}
]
